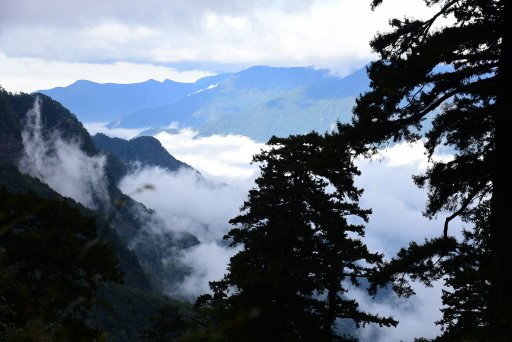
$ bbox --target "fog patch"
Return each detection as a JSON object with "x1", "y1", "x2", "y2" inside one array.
[
  {"x1": 119, "y1": 167, "x2": 252, "y2": 241},
  {"x1": 119, "y1": 166, "x2": 254, "y2": 299},
  {"x1": 356, "y1": 141, "x2": 458, "y2": 257},
  {"x1": 351, "y1": 281, "x2": 444, "y2": 342},
  {"x1": 155, "y1": 129, "x2": 265, "y2": 182},
  {"x1": 83, "y1": 121, "x2": 146, "y2": 140},
  {"x1": 18, "y1": 97, "x2": 109, "y2": 208},
  {"x1": 121, "y1": 132, "x2": 452, "y2": 339},
  {"x1": 175, "y1": 242, "x2": 242, "y2": 298}
]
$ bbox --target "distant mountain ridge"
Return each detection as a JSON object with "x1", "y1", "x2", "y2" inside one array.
[
  {"x1": 92, "y1": 133, "x2": 194, "y2": 173},
  {"x1": 38, "y1": 73, "x2": 233, "y2": 122},
  {"x1": 39, "y1": 66, "x2": 370, "y2": 141}
]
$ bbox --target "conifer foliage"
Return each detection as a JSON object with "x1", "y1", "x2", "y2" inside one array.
[
  {"x1": 347, "y1": 0, "x2": 510, "y2": 338},
  {"x1": 197, "y1": 133, "x2": 396, "y2": 341},
  {"x1": 0, "y1": 188, "x2": 121, "y2": 339}
]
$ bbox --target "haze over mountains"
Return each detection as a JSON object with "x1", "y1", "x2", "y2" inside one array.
[{"x1": 40, "y1": 66, "x2": 370, "y2": 141}]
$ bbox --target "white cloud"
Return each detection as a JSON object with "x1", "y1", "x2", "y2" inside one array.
[
  {"x1": 352, "y1": 281, "x2": 444, "y2": 342},
  {"x1": 0, "y1": 53, "x2": 213, "y2": 93},
  {"x1": 0, "y1": 0, "x2": 315, "y2": 29},
  {"x1": 108, "y1": 125, "x2": 452, "y2": 338},
  {"x1": 83, "y1": 122, "x2": 146, "y2": 140},
  {"x1": 155, "y1": 129, "x2": 265, "y2": 182},
  {"x1": 18, "y1": 97, "x2": 109, "y2": 208},
  {"x1": 357, "y1": 141, "x2": 458, "y2": 257},
  {"x1": 119, "y1": 167, "x2": 252, "y2": 242},
  {"x1": 175, "y1": 242, "x2": 242, "y2": 298},
  {"x1": 119, "y1": 166, "x2": 252, "y2": 300},
  {"x1": 0, "y1": 0, "x2": 440, "y2": 91}
]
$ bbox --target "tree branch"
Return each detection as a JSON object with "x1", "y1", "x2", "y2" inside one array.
[{"x1": 443, "y1": 184, "x2": 484, "y2": 238}]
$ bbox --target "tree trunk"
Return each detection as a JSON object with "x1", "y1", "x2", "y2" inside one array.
[{"x1": 490, "y1": 0, "x2": 512, "y2": 337}]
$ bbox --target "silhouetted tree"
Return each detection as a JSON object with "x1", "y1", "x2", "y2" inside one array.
[
  {"x1": 197, "y1": 133, "x2": 396, "y2": 341},
  {"x1": 368, "y1": 203, "x2": 492, "y2": 340},
  {"x1": 346, "y1": 0, "x2": 510, "y2": 338}
]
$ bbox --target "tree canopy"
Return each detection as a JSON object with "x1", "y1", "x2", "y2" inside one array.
[
  {"x1": 0, "y1": 187, "x2": 121, "y2": 339},
  {"x1": 196, "y1": 133, "x2": 396, "y2": 341},
  {"x1": 345, "y1": 0, "x2": 510, "y2": 338}
]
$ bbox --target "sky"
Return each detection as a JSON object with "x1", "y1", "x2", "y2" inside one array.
[{"x1": 0, "y1": 0, "x2": 436, "y2": 92}]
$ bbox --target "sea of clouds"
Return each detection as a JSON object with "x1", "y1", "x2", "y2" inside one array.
[
  {"x1": 20, "y1": 105, "x2": 458, "y2": 340},
  {"x1": 117, "y1": 128, "x2": 456, "y2": 340}
]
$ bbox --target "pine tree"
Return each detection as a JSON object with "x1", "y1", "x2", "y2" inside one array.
[
  {"x1": 368, "y1": 202, "x2": 492, "y2": 339},
  {"x1": 197, "y1": 133, "x2": 396, "y2": 341},
  {"x1": 345, "y1": 0, "x2": 510, "y2": 337}
]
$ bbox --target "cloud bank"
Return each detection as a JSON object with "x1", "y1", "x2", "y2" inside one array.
[
  {"x1": 119, "y1": 166, "x2": 251, "y2": 298},
  {"x1": 119, "y1": 167, "x2": 251, "y2": 241},
  {"x1": 351, "y1": 281, "x2": 444, "y2": 341},
  {"x1": 0, "y1": 53, "x2": 213, "y2": 93},
  {"x1": 155, "y1": 129, "x2": 265, "y2": 181},
  {"x1": 18, "y1": 97, "x2": 109, "y2": 208},
  {"x1": 84, "y1": 122, "x2": 147, "y2": 140},
  {"x1": 0, "y1": 0, "x2": 440, "y2": 92},
  {"x1": 356, "y1": 142, "x2": 457, "y2": 257},
  {"x1": 105, "y1": 125, "x2": 453, "y2": 339}
]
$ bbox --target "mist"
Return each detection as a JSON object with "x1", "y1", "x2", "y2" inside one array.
[
  {"x1": 16, "y1": 101, "x2": 449, "y2": 339},
  {"x1": 18, "y1": 97, "x2": 109, "y2": 208},
  {"x1": 351, "y1": 281, "x2": 444, "y2": 341},
  {"x1": 119, "y1": 166, "x2": 251, "y2": 299},
  {"x1": 103, "y1": 125, "x2": 452, "y2": 339},
  {"x1": 155, "y1": 129, "x2": 265, "y2": 181}
]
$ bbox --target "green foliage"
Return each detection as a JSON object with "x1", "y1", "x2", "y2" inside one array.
[
  {"x1": 104, "y1": 152, "x2": 130, "y2": 186},
  {"x1": 0, "y1": 163, "x2": 197, "y2": 341},
  {"x1": 0, "y1": 161, "x2": 57, "y2": 198},
  {"x1": 0, "y1": 86, "x2": 199, "y2": 292},
  {"x1": 347, "y1": 0, "x2": 510, "y2": 338},
  {"x1": 86, "y1": 283, "x2": 194, "y2": 342},
  {"x1": 0, "y1": 90, "x2": 21, "y2": 134},
  {"x1": 0, "y1": 161, "x2": 153, "y2": 292},
  {"x1": 0, "y1": 187, "x2": 121, "y2": 339},
  {"x1": 197, "y1": 132, "x2": 396, "y2": 341},
  {"x1": 139, "y1": 304, "x2": 194, "y2": 341}
]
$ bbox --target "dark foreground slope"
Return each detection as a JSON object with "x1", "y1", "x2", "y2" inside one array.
[{"x1": 0, "y1": 88, "x2": 199, "y2": 340}]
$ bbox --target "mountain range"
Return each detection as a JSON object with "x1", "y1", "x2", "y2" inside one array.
[{"x1": 39, "y1": 66, "x2": 370, "y2": 141}]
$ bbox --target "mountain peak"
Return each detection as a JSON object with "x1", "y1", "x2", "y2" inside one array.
[
  {"x1": 39, "y1": 65, "x2": 370, "y2": 141},
  {"x1": 92, "y1": 133, "x2": 194, "y2": 173}
]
